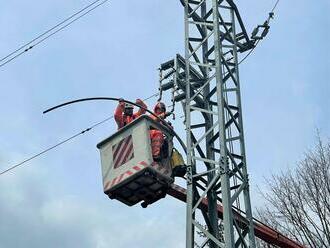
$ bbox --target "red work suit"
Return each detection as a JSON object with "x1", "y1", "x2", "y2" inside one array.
[
  {"x1": 149, "y1": 112, "x2": 170, "y2": 159},
  {"x1": 150, "y1": 129, "x2": 164, "y2": 160},
  {"x1": 114, "y1": 101, "x2": 147, "y2": 129}
]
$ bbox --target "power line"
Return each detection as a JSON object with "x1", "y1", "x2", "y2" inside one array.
[
  {"x1": 0, "y1": 0, "x2": 103, "y2": 63},
  {"x1": 0, "y1": 0, "x2": 280, "y2": 174},
  {"x1": 239, "y1": 0, "x2": 280, "y2": 65},
  {"x1": 0, "y1": 93, "x2": 159, "y2": 177},
  {"x1": 0, "y1": 0, "x2": 109, "y2": 68},
  {"x1": 0, "y1": 131, "x2": 86, "y2": 176},
  {"x1": 271, "y1": 0, "x2": 280, "y2": 13},
  {"x1": 238, "y1": 40, "x2": 260, "y2": 65}
]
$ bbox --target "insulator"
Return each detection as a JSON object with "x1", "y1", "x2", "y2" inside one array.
[
  {"x1": 160, "y1": 59, "x2": 175, "y2": 71},
  {"x1": 261, "y1": 27, "x2": 270, "y2": 38},
  {"x1": 160, "y1": 81, "x2": 174, "y2": 91},
  {"x1": 174, "y1": 93, "x2": 186, "y2": 102},
  {"x1": 251, "y1": 27, "x2": 258, "y2": 37}
]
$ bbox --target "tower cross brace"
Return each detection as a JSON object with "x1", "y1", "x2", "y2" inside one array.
[{"x1": 160, "y1": 1, "x2": 256, "y2": 247}]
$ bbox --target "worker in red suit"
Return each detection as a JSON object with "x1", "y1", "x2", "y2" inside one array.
[
  {"x1": 114, "y1": 99, "x2": 147, "y2": 129},
  {"x1": 151, "y1": 102, "x2": 186, "y2": 177},
  {"x1": 149, "y1": 102, "x2": 171, "y2": 160}
]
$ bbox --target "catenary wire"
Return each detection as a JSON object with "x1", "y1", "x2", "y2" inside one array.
[
  {"x1": 0, "y1": 0, "x2": 281, "y2": 174},
  {"x1": 238, "y1": 40, "x2": 260, "y2": 65},
  {"x1": 0, "y1": 0, "x2": 109, "y2": 68},
  {"x1": 271, "y1": 0, "x2": 280, "y2": 13},
  {"x1": 0, "y1": 0, "x2": 279, "y2": 69},
  {"x1": 0, "y1": 93, "x2": 159, "y2": 177},
  {"x1": 0, "y1": 0, "x2": 103, "y2": 63},
  {"x1": 42, "y1": 96, "x2": 186, "y2": 151},
  {"x1": 238, "y1": 0, "x2": 280, "y2": 65}
]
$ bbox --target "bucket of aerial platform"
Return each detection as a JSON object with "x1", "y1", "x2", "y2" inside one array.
[{"x1": 97, "y1": 115, "x2": 174, "y2": 207}]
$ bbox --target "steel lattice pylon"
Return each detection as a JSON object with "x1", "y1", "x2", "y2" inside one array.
[
  {"x1": 159, "y1": 0, "x2": 256, "y2": 247},
  {"x1": 183, "y1": 0, "x2": 255, "y2": 247}
]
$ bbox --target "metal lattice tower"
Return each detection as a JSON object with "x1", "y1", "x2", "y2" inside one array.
[
  {"x1": 184, "y1": 0, "x2": 255, "y2": 247},
  {"x1": 160, "y1": 0, "x2": 256, "y2": 247}
]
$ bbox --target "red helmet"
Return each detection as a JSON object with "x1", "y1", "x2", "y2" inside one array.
[{"x1": 154, "y1": 102, "x2": 166, "y2": 113}]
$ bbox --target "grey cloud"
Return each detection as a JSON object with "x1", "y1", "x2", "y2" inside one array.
[{"x1": 0, "y1": 166, "x2": 185, "y2": 248}]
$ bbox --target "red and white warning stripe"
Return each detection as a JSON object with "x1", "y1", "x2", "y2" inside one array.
[
  {"x1": 112, "y1": 135, "x2": 134, "y2": 169},
  {"x1": 104, "y1": 161, "x2": 147, "y2": 191}
]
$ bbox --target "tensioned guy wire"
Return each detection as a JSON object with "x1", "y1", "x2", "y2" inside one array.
[
  {"x1": 0, "y1": 0, "x2": 109, "y2": 68},
  {"x1": 0, "y1": 93, "x2": 159, "y2": 177}
]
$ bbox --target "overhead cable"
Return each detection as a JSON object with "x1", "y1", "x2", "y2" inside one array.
[
  {"x1": 0, "y1": 0, "x2": 109, "y2": 68},
  {"x1": 271, "y1": 0, "x2": 280, "y2": 13},
  {"x1": 42, "y1": 96, "x2": 186, "y2": 151},
  {"x1": 239, "y1": 0, "x2": 280, "y2": 65},
  {"x1": 238, "y1": 40, "x2": 260, "y2": 65},
  {"x1": 0, "y1": 93, "x2": 159, "y2": 177}
]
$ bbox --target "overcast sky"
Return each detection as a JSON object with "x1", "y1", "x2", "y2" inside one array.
[{"x1": 0, "y1": 0, "x2": 329, "y2": 247}]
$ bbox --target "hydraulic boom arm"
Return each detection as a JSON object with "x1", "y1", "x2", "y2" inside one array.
[{"x1": 168, "y1": 184, "x2": 305, "y2": 248}]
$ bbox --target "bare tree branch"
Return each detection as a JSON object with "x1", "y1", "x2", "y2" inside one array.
[{"x1": 256, "y1": 136, "x2": 330, "y2": 248}]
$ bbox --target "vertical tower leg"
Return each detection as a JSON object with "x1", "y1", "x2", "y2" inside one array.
[{"x1": 182, "y1": 0, "x2": 256, "y2": 247}]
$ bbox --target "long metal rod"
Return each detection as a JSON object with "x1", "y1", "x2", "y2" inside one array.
[
  {"x1": 184, "y1": 0, "x2": 194, "y2": 247},
  {"x1": 230, "y1": 8, "x2": 256, "y2": 247},
  {"x1": 43, "y1": 97, "x2": 187, "y2": 153}
]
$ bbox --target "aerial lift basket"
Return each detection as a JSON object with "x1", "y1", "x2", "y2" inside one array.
[{"x1": 97, "y1": 115, "x2": 174, "y2": 207}]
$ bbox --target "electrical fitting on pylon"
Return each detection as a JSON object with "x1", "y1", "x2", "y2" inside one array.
[{"x1": 251, "y1": 1, "x2": 279, "y2": 41}]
